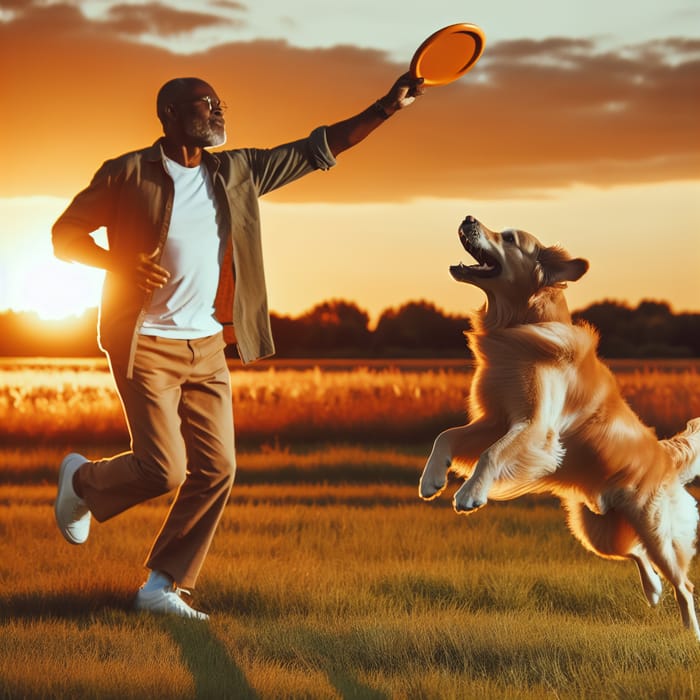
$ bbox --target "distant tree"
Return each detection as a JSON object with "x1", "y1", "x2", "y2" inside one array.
[
  {"x1": 2, "y1": 297, "x2": 700, "y2": 359},
  {"x1": 573, "y1": 300, "x2": 633, "y2": 356},
  {"x1": 373, "y1": 300, "x2": 471, "y2": 357},
  {"x1": 574, "y1": 299, "x2": 694, "y2": 358},
  {"x1": 267, "y1": 313, "x2": 300, "y2": 357},
  {"x1": 671, "y1": 313, "x2": 700, "y2": 356},
  {"x1": 270, "y1": 300, "x2": 371, "y2": 357},
  {"x1": 299, "y1": 300, "x2": 371, "y2": 356},
  {"x1": 574, "y1": 300, "x2": 633, "y2": 334},
  {"x1": 627, "y1": 300, "x2": 680, "y2": 356},
  {"x1": 636, "y1": 300, "x2": 673, "y2": 317}
]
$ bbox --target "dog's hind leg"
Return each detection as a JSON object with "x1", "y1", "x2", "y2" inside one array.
[
  {"x1": 630, "y1": 549, "x2": 664, "y2": 607},
  {"x1": 419, "y1": 421, "x2": 501, "y2": 501},
  {"x1": 629, "y1": 485, "x2": 700, "y2": 639},
  {"x1": 562, "y1": 499, "x2": 663, "y2": 606}
]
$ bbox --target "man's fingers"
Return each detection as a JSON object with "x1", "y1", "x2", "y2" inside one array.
[
  {"x1": 137, "y1": 262, "x2": 169, "y2": 279},
  {"x1": 143, "y1": 268, "x2": 170, "y2": 288},
  {"x1": 390, "y1": 74, "x2": 425, "y2": 110},
  {"x1": 136, "y1": 249, "x2": 170, "y2": 291},
  {"x1": 410, "y1": 78, "x2": 426, "y2": 97},
  {"x1": 137, "y1": 270, "x2": 169, "y2": 293}
]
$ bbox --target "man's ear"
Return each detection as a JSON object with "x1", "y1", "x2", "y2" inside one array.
[{"x1": 537, "y1": 246, "x2": 589, "y2": 287}]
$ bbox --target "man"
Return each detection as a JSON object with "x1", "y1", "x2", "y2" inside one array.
[{"x1": 52, "y1": 73, "x2": 424, "y2": 620}]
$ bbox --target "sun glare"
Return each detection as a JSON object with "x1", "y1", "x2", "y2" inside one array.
[
  {"x1": 10, "y1": 258, "x2": 104, "y2": 321},
  {"x1": 0, "y1": 198, "x2": 107, "y2": 322}
]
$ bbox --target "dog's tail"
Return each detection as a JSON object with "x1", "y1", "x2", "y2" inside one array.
[{"x1": 661, "y1": 418, "x2": 700, "y2": 485}]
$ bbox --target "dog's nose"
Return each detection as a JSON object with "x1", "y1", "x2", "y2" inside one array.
[{"x1": 460, "y1": 216, "x2": 479, "y2": 239}]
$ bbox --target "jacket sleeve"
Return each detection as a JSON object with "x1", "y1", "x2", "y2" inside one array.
[
  {"x1": 51, "y1": 160, "x2": 118, "y2": 270},
  {"x1": 241, "y1": 126, "x2": 337, "y2": 197}
]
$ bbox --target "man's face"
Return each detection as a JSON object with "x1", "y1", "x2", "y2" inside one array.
[{"x1": 172, "y1": 83, "x2": 227, "y2": 148}]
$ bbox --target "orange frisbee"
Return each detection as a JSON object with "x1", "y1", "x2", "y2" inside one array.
[{"x1": 410, "y1": 23, "x2": 486, "y2": 86}]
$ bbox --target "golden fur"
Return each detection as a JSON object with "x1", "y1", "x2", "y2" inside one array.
[{"x1": 419, "y1": 216, "x2": 700, "y2": 638}]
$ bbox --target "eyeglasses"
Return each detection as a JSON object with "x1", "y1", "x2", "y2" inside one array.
[{"x1": 179, "y1": 96, "x2": 228, "y2": 113}]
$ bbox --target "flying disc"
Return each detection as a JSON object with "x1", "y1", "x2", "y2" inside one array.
[{"x1": 410, "y1": 23, "x2": 486, "y2": 86}]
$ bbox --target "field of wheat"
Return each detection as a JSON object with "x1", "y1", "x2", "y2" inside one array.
[{"x1": 2, "y1": 359, "x2": 700, "y2": 698}]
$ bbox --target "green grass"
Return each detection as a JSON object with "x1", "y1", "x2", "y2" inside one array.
[{"x1": 1, "y1": 444, "x2": 699, "y2": 699}]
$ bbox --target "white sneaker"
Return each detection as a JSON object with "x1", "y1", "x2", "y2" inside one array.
[
  {"x1": 135, "y1": 584, "x2": 209, "y2": 621},
  {"x1": 55, "y1": 453, "x2": 91, "y2": 544}
]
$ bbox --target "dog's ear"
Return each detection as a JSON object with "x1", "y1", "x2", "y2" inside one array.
[{"x1": 537, "y1": 246, "x2": 589, "y2": 287}]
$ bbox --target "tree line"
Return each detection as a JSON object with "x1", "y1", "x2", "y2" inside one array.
[{"x1": 1, "y1": 299, "x2": 699, "y2": 359}]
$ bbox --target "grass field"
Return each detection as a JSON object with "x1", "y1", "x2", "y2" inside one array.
[
  {"x1": 2, "y1": 357, "x2": 700, "y2": 445},
  {"x1": 2, "y1": 360, "x2": 700, "y2": 698}
]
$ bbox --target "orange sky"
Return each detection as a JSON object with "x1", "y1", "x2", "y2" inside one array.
[{"x1": 1, "y1": 1, "x2": 699, "y2": 322}]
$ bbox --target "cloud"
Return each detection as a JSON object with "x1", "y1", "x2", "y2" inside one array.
[
  {"x1": 102, "y1": 2, "x2": 236, "y2": 37},
  {"x1": 1, "y1": 0, "x2": 242, "y2": 36},
  {"x1": 1, "y1": 2, "x2": 698, "y2": 202},
  {"x1": 0, "y1": 0, "x2": 34, "y2": 11},
  {"x1": 210, "y1": 0, "x2": 247, "y2": 10}
]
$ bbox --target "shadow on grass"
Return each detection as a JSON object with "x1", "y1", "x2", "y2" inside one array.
[
  {"x1": 272, "y1": 625, "x2": 391, "y2": 700},
  {"x1": 2, "y1": 591, "x2": 259, "y2": 698},
  {"x1": 325, "y1": 668, "x2": 390, "y2": 700},
  {"x1": 161, "y1": 617, "x2": 258, "y2": 700},
  {"x1": 0, "y1": 590, "x2": 135, "y2": 619},
  {"x1": 160, "y1": 615, "x2": 390, "y2": 699}
]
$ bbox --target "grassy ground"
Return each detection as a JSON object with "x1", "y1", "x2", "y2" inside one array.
[
  {"x1": 2, "y1": 444, "x2": 700, "y2": 699},
  {"x1": 2, "y1": 361, "x2": 700, "y2": 697}
]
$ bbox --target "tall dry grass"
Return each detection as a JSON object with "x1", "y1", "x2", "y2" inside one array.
[{"x1": 1, "y1": 359, "x2": 699, "y2": 446}]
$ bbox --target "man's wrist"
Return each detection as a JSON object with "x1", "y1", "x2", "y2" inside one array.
[{"x1": 372, "y1": 100, "x2": 393, "y2": 120}]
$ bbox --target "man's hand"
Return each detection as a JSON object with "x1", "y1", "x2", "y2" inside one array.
[
  {"x1": 378, "y1": 73, "x2": 425, "y2": 116},
  {"x1": 134, "y1": 248, "x2": 170, "y2": 293}
]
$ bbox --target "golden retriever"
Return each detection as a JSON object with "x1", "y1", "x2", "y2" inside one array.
[{"x1": 419, "y1": 215, "x2": 700, "y2": 638}]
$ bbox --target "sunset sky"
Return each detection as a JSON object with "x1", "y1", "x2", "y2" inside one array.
[{"x1": 1, "y1": 0, "x2": 698, "y2": 324}]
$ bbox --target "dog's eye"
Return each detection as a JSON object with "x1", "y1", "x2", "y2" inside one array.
[{"x1": 502, "y1": 232, "x2": 516, "y2": 244}]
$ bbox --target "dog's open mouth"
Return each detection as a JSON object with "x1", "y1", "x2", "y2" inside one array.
[{"x1": 450, "y1": 244, "x2": 501, "y2": 281}]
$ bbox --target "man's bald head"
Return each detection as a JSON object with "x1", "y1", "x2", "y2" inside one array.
[{"x1": 156, "y1": 77, "x2": 213, "y2": 125}]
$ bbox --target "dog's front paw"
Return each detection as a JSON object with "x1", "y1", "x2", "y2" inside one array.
[
  {"x1": 453, "y1": 482, "x2": 488, "y2": 514},
  {"x1": 419, "y1": 476, "x2": 447, "y2": 501},
  {"x1": 419, "y1": 455, "x2": 450, "y2": 501}
]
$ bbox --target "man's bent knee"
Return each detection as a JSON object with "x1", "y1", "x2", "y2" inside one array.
[
  {"x1": 203, "y1": 454, "x2": 236, "y2": 489},
  {"x1": 133, "y1": 453, "x2": 187, "y2": 495}
]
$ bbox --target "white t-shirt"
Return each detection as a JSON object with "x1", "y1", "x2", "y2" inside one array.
[{"x1": 140, "y1": 155, "x2": 224, "y2": 339}]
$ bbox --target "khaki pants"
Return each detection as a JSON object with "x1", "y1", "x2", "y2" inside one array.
[{"x1": 79, "y1": 332, "x2": 236, "y2": 589}]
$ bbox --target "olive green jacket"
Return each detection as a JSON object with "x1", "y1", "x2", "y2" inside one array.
[{"x1": 52, "y1": 127, "x2": 336, "y2": 376}]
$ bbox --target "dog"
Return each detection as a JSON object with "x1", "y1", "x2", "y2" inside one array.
[{"x1": 419, "y1": 215, "x2": 700, "y2": 638}]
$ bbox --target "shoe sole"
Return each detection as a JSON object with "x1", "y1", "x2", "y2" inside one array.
[{"x1": 55, "y1": 453, "x2": 89, "y2": 545}]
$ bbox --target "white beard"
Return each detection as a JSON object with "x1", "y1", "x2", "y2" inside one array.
[{"x1": 187, "y1": 117, "x2": 226, "y2": 148}]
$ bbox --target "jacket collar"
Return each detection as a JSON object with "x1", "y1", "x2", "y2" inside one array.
[
  {"x1": 147, "y1": 138, "x2": 221, "y2": 175},
  {"x1": 145, "y1": 140, "x2": 164, "y2": 162}
]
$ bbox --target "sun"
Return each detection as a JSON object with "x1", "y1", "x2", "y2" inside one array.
[
  {"x1": 13, "y1": 257, "x2": 104, "y2": 321},
  {"x1": 0, "y1": 197, "x2": 106, "y2": 321}
]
